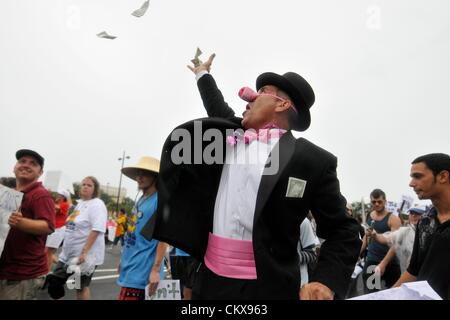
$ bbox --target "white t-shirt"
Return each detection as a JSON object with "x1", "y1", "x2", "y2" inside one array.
[
  {"x1": 383, "y1": 224, "x2": 416, "y2": 273},
  {"x1": 59, "y1": 198, "x2": 107, "y2": 266}
]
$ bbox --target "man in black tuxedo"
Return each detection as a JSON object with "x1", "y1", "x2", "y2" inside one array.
[{"x1": 143, "y1": 54, "x2": 361, "y2": 300}]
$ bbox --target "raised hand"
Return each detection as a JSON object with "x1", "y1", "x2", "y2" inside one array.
[{"x1": 187, "y1": 53, "x2": 216, "y2": 75}]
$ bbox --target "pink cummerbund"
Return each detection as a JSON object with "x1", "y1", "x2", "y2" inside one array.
[{"x1": 204, "y1": 232, "x2": 257, "y2": 279}]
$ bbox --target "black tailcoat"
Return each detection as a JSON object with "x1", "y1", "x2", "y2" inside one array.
[{"x1": 142, "y1": 74, "x2": 361, "y2": 299}]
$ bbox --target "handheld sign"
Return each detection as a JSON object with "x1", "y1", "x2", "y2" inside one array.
[
  {"x1": 0, "y1": 185, "x2": 23, "y2": 257},
  {"x1": 145, "y1": 279, "x2": 181, "y2": 300}
]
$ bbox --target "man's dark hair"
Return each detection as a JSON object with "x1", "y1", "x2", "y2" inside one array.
[
  {"x1": 287, "y1": 109, "x2": 298, "y2": 130},
  {"x1": 412, "y1": 153, "x2": 450, "y2": 180},
  {"x1": 120, "y1": 208, "x2": 126, "y2": 214},
  {"x1": 370, "y1": 188, "x2": 386, "y2": 199}
]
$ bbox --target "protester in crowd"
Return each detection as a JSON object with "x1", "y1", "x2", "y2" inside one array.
[
  {"x1": 344, "y1": 202, "x2": 366, "y2": 298},
  {"x1": 117, "y1": 156, "x2": 168, "y2": 300},
  {"x1": 298, "y1": 218, "x2": 320, "y2": 287},
  {"x1": 369, "y1": 206, "x2": 425, "y2": 273},
  {"x1": 169, "y1": 247, "x2": 200, "y2": 300},
  {"x1": 394, "y1": 153, "x2": 450, "y2": 299},
  {"x1": 110, "y1": 208, "x2": 127, "y2": 249},
  {"x1": 46, "y1": 176, "x2": 107, "y2": 300},
  {"x1": 145, "y1": 54, "x2": 361, "y2": 300},
  {"x1": 45, "y1": 189, "x2": 71, "y2": 271},
  {"x1": 361, "y1": 189, "x2": 402, "y2": 293},
  {"x1": 0, "y1": 149, "x2": 55, "y2": 300}
]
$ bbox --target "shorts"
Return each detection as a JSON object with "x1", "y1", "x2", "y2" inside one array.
[
  {"x1": 118, "y1": 287, "x2": 145, "y2": 300},
  {"x1": 169, "y1": 256, "x2": 200, "y2": 289},
  {"x1": 46, "y1": 261, "x2": 97, "y2": 299},
  {"x1": 46, "y1": 227, "x2": 66, "y2": 249},
  {"x1": 0, "y1": 276, "x2": 46, "y2": 300}
]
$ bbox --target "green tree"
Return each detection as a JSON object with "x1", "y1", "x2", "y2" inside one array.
[
  {"x1": 107, "y1": 202, "x2": 117, "y2": 213},
  {"x1": 100, "y1": 192, "x2": 113, "y2": 206},
  {"x1": 73, "y1": 182, "x2": 135, "y2": 216},
  {"x1": 351, "y1": 200, "x2": 371, "y2": 224},
  {"x1": 121, "y1": 197, "x2": 135, "y2": 215},
  {"x1": 73, "y1": 182, "x2": 81, "y2": 200},
  {"x1": 0, "y1": 177, "x2": 16, "y2": 188}
]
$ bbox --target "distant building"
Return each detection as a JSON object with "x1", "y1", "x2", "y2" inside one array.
[{"x1": 101, "y1": 184, "x2": 127, "y2": 204}]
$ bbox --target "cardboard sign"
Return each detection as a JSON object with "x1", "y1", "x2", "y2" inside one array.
[
  {"x1": 399, "y1": 195, "x2": 414, "y2": 214},
  {"x1": 0, "y1": 185, "x2": 23, "y2": 257},
  {"x1": 386, "y1": 201, "x2": 398, "y2": 215},
  {"x1": 145, "y1": 279, "x2": 181, "y2": 300}
]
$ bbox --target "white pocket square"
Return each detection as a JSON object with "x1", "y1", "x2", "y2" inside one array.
[{"x1": 286, "y1": 177, "x2": 307, "y2": 198}]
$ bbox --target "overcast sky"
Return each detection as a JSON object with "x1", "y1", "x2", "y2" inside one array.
[{"x1": 1, "y1": 0, "x2": 449, "y2": 205}]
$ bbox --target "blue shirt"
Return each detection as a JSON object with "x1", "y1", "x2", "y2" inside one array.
[
  {"x1": 117, "y1": 193, "x2": 164, "y2": 289},
  {"x1": 175, "y1": 248, "x2": 190, "y2": 257}
]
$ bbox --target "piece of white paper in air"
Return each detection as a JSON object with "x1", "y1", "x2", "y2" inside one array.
[
  {"x1": 145, "y1": 279, "x2": 181, "y2": 300},
  {"x1": 96, "y1": 31, "x2": 117, "y2": 40},
  {"x1": 132, "y1": 0, "x2": 150, "y2": 18},
  {"x1": 348, "y1": 281, "x2": 442, "y2": 300},
  {"x1": 194, "y1": 47, "x2": 202, "y2": 58},
  {"x1": 0, "y1": 185, "x2": 23, "y2": 257},
  {"x1": 190, "y1": 47, "x2": 203, "y2": 67}
]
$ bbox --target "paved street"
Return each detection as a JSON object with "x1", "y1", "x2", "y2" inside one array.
[
  {"x1": 38, "y1": 244, "x2": 123, "y2": 300},
  {"x1": 37, "y1": 243, "x2": 366, "y2": 300}
]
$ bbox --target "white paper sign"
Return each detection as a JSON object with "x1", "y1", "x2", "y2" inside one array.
[
  {"x1": 145, "y1": 279, "x2": 181, "y2": 300},
  {"x1": 386, "y1": 201, "x2": 398, "y2": 215},
  {"x1": 0, "y1": 184, "x2": 23, "y2": 257},
  {"x1": 400, "y1": 195, "x2": 414, "y2": 214},
  {"x1": 107, "y1": 226, "x2": 116, "y2": 242},
  {"x1": 348, "y1": 281, "x2": 442, "y2": 300}
]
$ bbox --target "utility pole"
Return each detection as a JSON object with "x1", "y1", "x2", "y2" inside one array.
[{"x1": 116, "y1": 151, "x2": 130, "y2": 214}]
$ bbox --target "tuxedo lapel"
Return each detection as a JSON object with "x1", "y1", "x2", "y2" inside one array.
[
  {"x1": 253, "y1": 131, "x2": 296, "y2": 224},
  {"x1": 148, "y1": 117, "x2": 242, "y2": 257}
]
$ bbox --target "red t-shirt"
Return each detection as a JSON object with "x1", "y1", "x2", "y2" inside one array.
[
  {"x1": 55, "y1": 200, "x2": 69, "y2": 228},
  {"x1": 0, "y1": 182, "x2": 55, "y2": 280}
]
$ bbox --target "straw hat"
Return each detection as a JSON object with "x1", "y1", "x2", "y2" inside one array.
[{"x1": 121, "y1": 156, "x2": 160, "y2": 181}]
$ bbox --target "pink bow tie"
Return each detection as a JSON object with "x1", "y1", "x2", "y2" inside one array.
[{"x1": 226, "y1": 125, "x2": 286, "y2": 146}]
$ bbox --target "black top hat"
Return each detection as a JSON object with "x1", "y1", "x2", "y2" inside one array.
[
  {"x1": 16, "y1": 149, "x2": 45, "y2": 168},
  {"x1": 256, "y1": 72, "x2": 315, "y2": 131}
]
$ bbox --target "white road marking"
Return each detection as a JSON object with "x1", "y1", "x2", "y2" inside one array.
[
  {"x1": 66, "y1": 274, "x2": 119, "y2": 284},
  {"x1": 95, "y1": 269, "x2": 118, "y2": 273},
  {"x1": 92, "y1": 275, "x2": 119, "y2": 281}
]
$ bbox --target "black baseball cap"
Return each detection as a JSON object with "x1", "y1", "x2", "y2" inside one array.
[{"x1": 15, "y1": 149, "x2": 45, "y2": 168}]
